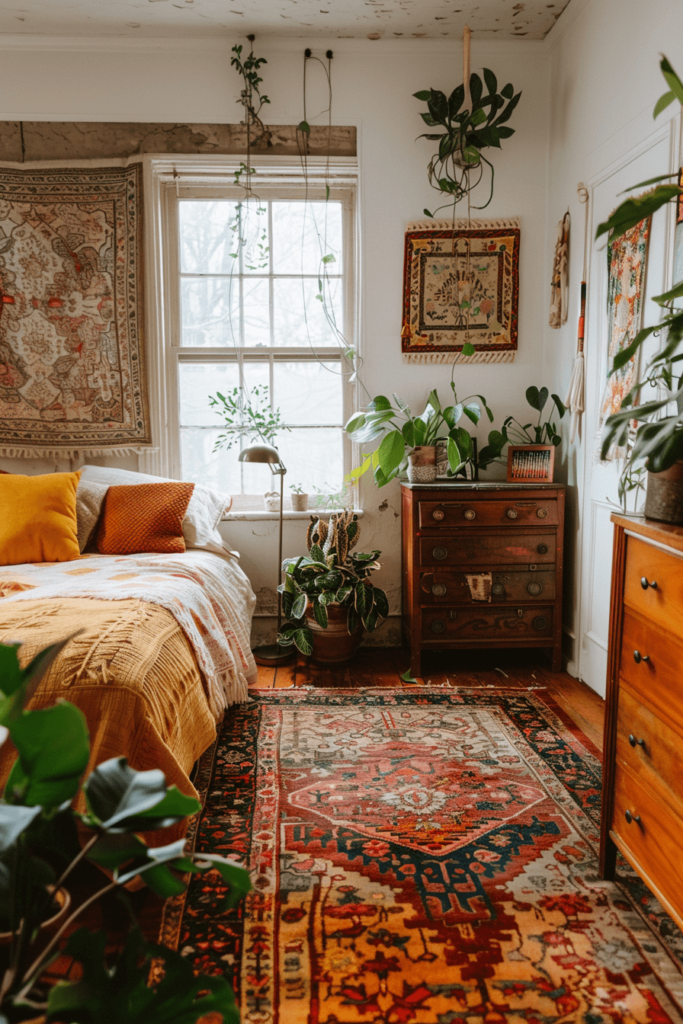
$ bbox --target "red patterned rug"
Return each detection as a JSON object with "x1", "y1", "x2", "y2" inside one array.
[{"x1": 160, "y1": 688, "x2": 683, "y2": 1022}]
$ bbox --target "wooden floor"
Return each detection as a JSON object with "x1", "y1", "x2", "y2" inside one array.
[{"x1": 252, "y1": 646, "x2": 606, "y2": 753}]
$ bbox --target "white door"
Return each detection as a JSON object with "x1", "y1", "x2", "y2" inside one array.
[{"x1": 578, "y1": 128, "x2": 675, "y2": 696}]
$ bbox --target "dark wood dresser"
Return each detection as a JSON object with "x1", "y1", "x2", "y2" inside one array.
[
  {"x1": 600, "y1": 514, "x2": 683, "y2": 930},
  {"x1": 400, "y1": 482, "x2": 565, "y2": 675}
]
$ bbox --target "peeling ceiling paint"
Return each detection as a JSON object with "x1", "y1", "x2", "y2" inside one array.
[{"x1": 0, "y1": 0, "x2": 572, "y2": 40}]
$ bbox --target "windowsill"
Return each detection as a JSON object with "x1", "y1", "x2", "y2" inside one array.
[{"x1": 223, "y1": 507, "x2": 365, "y2": 522}]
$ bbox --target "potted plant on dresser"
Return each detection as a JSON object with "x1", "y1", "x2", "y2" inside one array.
[
  {"x1": 277, "y1": 511, "x2": 389, "y2": 663},
  {"x1": 478, "y1": 386, "x2": 565, "y2": 482}
]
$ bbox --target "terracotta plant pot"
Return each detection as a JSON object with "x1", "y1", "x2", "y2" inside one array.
[
  {"x1": 644, "y1": 461, "x2": 683, "y2": 525},
  {"x1": 407, "y1": 445, "x2": 437, "y2": 483},
  {"x1": 305, "y1": 603, "x2": 363, "y2": 664},
  {"x1": 291, "y1": 493, "x2": 308, "y2": 512}
]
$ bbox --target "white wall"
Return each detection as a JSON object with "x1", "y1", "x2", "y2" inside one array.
[
  {"x1": 0, "y1": 32, "x2": 552, "y2": 645},
  {"x1": 542, "y1": 0, "x2": 683, "y2": 680}
]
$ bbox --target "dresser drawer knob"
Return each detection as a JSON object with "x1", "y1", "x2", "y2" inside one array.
[
  {"x1": 433, "y1": 546, "x2": 448, "y2": 560},
  {"x1": 624, "y1": 809, "x2": 641, "y2": 826},
  {"x1": 464, "y1": 509, "x2": 476, "y2": 520},
  {"x1": 537, "y1": 508, "x2": 548, "y2": 519},
  {"x1": 527, "y1": 582, "x2": 542, "y2": 596},
  {"x1": 633, "y1": 650, "x2": 650, "y2": 665},
  {"x1": 491, "y1": 582, "x2": 506, "y2": 597},
  {"x1": 431, "y1": 619, "x2": 445, "y2": 633},
  {"x1": 506, "y1": 509, "x2": 518, "y2": 519},
  {"x1": 432, "y1": 508, "x2": 445, "y2": 521},
  {"x1": 628, "y1": 734, "x2": 646, "y2": 749},
  {"x1": 533, "y1": 615, "x2": 548, "y2": 630},
  {"x1": 640, "y1": 577, "x2": 657, "y2": 590},
  {"x1": 431, "y1": 582, "x2": 447, "y2": 597},
  {"x1": 537, "y1": 545, "x2": 548, "y2": 554}
]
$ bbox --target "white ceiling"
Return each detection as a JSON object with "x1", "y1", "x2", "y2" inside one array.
[{"x1": 0, "y1": 0, "x2": 572, "y2": 40}]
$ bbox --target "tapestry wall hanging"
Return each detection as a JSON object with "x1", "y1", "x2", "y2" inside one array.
[
  {"x1": 401, "y1": 218, "x2": 520, "y2": 363},
  {"x1": 596, "y1": 215, "x2": 650, "y2": 461},
  {"x1": 548, "y1": 211, "x2": 569, "y2": 329},
  {"x1": 0, "y1": 162, "x2": 150, "y2": 458}
]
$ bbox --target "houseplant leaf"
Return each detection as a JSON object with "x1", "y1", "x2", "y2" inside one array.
[
  {"x1": 5, "y1": 700, "x2": 89, "y2": 808},
  {"x1": 84, "y1": 758, "x2": 199, "y2": 833},
  {"x1": 377, "y1": 430, "x2": 405, "y2": 478}
]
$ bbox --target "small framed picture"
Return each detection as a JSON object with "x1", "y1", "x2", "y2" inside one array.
[{"x1": 506, "y1": 444, "x2": 555, "y2": 483}]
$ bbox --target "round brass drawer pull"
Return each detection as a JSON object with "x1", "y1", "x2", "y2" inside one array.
[
  {"x1": 640, "y1": 577, "x2": 657, "y2": 590},
  {"x1": 527, "y1": 582, "x2": 542, "y2": 596},
  {"x1": 624, "y1": 809, "x2": 641, "y2": 825},
  {"x1": 537, "y1": 545, "x2": 548, "y2": 554},
  {"x1": 506, "y1": 509, "x2": 518, "y2": 519},
  {"x1": 628, "y1": 734, "x2": 646, "y2": 749},
  {"x1": 433, "y1": 546, "x2": 448, "y2": 561},
  {"x1": 533, "y1": 616, "x2": 548, "y2": 631},
  {"x1": 633, "y1": 650, "x2": 650, "y2": 665},
  {"x1": 431, "y1": 620, "x2": 445, "y2": 633},
  {"x1": 537, "y1": 508, "x2": 548, "y2": 519},
  {"x1": 491, "y1": 582, "x2": 506, "y2": 597},
  {"x1": 464, "y1": 509, "x2": 476, "y2": 521},
  {"x1": 432, "y1": 509, "x2": 445, "y2": 521},
  {"x1": 431, "y1": 582, "x2": 447, "y2": 597}
]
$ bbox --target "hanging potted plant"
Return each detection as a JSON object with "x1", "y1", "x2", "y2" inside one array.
[
  {"x1": 277, "y1": 512, "x2": 388, "y2": 663},
  {"x1": 598, "y1": 56, "x2": 683, "y2": 523}
]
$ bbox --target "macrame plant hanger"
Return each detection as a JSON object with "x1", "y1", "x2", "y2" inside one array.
[{"x1": 566, "y1": 183, "x2": 590, "y2": 442}]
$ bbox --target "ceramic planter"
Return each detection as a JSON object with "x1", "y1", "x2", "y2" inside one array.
[
  {"x1": 407, "y1": 445, "x2": 437, "y2": 483},
  {"x1": 263, "y1": 491, "x2": 280, "y2": 512},
  {"x1": 305, "y1": 603, "x2": 363, "y2": 664},
  {"x1": 644, "y1": 461, "x2": 683, "y2": 525},
  {"x1": 291, "y1": 493, "x2": 308, "y2": 511}
]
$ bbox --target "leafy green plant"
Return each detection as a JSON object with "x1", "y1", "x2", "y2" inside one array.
[
  {"x1": 290, "y1": 483, "x2": 305, "y2": 495},
  {"x1": 596, "y1": 56, "x2": 683, "y2": 501},
  {"x1": 415, "y1": 71, "x2": 521, "y2": 216},
  {"x1": 345, "y1": 386, "x2": 493, "y2": 488},
  {"x1": 277, "y1": 512, "x2": 388, "y2": 655},
  {"x1": 0, "y1": 639, "x2": 251, "y2": 1023},
  {"x1": 209, "y1": 383, "x2": 289, "y2": 452},
  {"x1": 231, "y1": 41, "x2": 271, "y2": 149},
  {"x1": 478, "y1": 386, "x2": 565, "y2": 468}
]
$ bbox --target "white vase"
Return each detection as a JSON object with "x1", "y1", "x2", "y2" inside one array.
[{"x1": 264, "y1": 491, "x2": 280, "y2": 512}]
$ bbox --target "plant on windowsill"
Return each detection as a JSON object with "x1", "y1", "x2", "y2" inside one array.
[
  {"x1": 597, "y1": 56, "x2": 683, "y2": 524},
  {"x1": 478, "y1": 386, "x2": 566, "y2": 468},
  {"x1": 344, "y1": 385, "x2": 494, "y2": 487},
  {"x1": 0, "y1": 638, "x2": 251, "y2": 1024},
  {"x1": 289, "y1": 483, "x2": 308, "y2": 512},
  {"x1": 277, "y1": 512, "x2": 388, "y2": 664}
]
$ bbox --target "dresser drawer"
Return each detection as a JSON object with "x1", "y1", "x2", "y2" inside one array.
[
  {"x1": 419, "y1": 532, "x2": 557, "y2": 567},
  {"x1": 616, "y1": 686, "x2": 683, "y2": 819},
  {"x1": 422, "y1": 605, "x2": 553, "y2": 641},
  {"x1": 612, "y1": 761, "x2": 683, "y2": 920},
  {"x1": 419, "y1": 569, "x2": 556, "y2": 605},
  {"x1": 624, "y1": 535, "x2": 683, "y2": 635},
  {"x1": 419, "y1": 499, "x2": 559, "y2": 529},
  {"x1": 619, "y1": 609, "x2": 683, "y2": 734}
]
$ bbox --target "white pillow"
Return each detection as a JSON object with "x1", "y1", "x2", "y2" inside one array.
[{"x1": 79, "y1": 465, "x2": 236, "y2": 558}]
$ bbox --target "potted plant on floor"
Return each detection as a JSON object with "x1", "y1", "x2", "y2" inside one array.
[
  {"x1": 277, "y1": 511, "x2": 389, "y2": 663},
  {"x1": 0, "y1": 637, "x2": 251, "y2": 1023},
  {"x1": 597, "y1": 57, "x2": 683, "y2": 523}
]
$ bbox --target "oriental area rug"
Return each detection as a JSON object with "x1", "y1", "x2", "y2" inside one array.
[{"x1": 161, "y1": 688, "x2": 683, "y2": 1023}]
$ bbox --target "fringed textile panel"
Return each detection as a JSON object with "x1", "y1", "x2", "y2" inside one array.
[
  {"x1": 162, "y1": 687, "x2": 683, "y2": 1023},
  {"x1": 0, "y1": 162, "x2": 150, "y2": 459},
  {"x1": 596, "y1": 215, "x2": 650, "y2": 462},
  {"x1": 401, "y1": 219, "x2": 520, "y2": 363}
]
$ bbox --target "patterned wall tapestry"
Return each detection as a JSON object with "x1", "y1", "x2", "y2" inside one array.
[
  {"x1": 0, "y1": 163, "x2": 150, "y2": 458},
  {"x1": 401, "y1": 219, "x2": 520, "y2": 363},
  {"x1": 596, "y1": 216, "x2": 650, "y2": 461}
]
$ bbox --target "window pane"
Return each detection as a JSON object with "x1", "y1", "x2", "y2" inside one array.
[
  {"x1": 272, "y1": 277, "x2": 344, "y2": 347},
  {"x1": 180, "y1": 426, "x2": 242, "y2": 493},
  {"x1": 272, "y1": 201, "x2": 342, "y2": 275},
  {"x1": 178, "y1": 362, "x2": 239, "y2": 427},
  {"x1": 181, "y1": 277, "x2": 239, "y2": 347},
  {"x1": 242, "y1": 277, "x2": 270, "y2": 347},
  {"x1": 273, "y1": 361, "x2": 343, "y2": 425},
  {"x1": 179, "y1": 201, "x2": 239, "y2": 275},
  {"x1": 240, "y1": 202, "x2": 270, "y2": 275},
  {"x1": 277, "y1": 427, "x2": 343, "y2": 496}
]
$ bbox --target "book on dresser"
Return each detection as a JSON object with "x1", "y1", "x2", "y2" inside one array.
[
  {"x1": 600, "y1": 514, "x2": 683, "y2": 930},
  {"x1": 401, "y1": 481, "x2": 565, "y2": 676}
]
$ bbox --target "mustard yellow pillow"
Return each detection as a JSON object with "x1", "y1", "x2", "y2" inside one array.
[{"x1": 0, "y1": 471, "x2": 81, "y2": 566}]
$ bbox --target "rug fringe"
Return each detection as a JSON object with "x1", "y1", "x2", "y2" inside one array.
[
  {"x1": 407, "y1": 217, "x2": 520, "y2": 231},
  {"x1": 0, "y1": 445, "x2": 156, "y2": 459},
  {"x1": 402, "y1": 351, "x2": 515, "y2": 364}
]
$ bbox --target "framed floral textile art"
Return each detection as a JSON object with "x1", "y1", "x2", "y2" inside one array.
[
  {"x1": 0, "y1": 162, "x2": 150, "y2": 458},
  {"x1": 401, "y1": 218, "x2": 520, "y2": 363},
  {"x1": 596, "y1": 215, "x2": 650, "y2": 461}
]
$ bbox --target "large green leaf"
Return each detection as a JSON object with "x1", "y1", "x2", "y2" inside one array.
[
  {"x1": 84, "y1": 758, "x2": 199, "y2": 834},
  {"x1": 373, "y1": 588, "x2": 389, "y2": 619},
  {"x1": 0, "y1": 636, "x2": 77, "y2": 728},
  {"x1": 312, "y1": 598, "x2": 328, "y2": 630},
  {"x1": 47, "y1": 928, "x2": 240, "y2": 1024},
  {"x1": 291, "y1": 593, "x2": 308, "y2": 620},
  {"x1": 377, "y1": 429, "x2": 406, "y2": 477},
  {"x1": 6, "y1": 701, "x2": 89, "y2": 808},
  {"x1": 367, "y1": 395, "x2": 392, "y2": 411},
  {"x1": 660, "y1": 56, "x2": 683, "y2": 104},
  {"x1": 526, "y1": 385, "x2": 548, "y2": 412},
  {"x1": 596, "y1": 184, "x2": 682, "y2": 241},
  {"x1": 462, "y1": 402, "x2": 481, "y2": 425},
  {"x1": 355, "y1": 582, "x2": 371, "y2": 618},
  {"x1": 292, "y1": 628, "x2": 313, "y2": 656},
  {"x1": 0, "y1": 804, "x2": 42, "y2": 852},
  {"x1": 653, "y1": 90, "x2": 676, "y2": 118},
  {"x1": 447, "y1": 436, "x2": 462, "y2": 474}
]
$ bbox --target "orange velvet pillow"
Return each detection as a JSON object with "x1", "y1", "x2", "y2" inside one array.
[
  {"x1": 0, "y1": 470, "x2": 81, "y2": 566},
  {"x1": 96, "y1": 482, "x2": 195, "y2": 555}
]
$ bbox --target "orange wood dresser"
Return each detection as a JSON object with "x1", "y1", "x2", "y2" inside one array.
[
  {"x1": 601, "y1": 514, "x2": 683, "y2": 930},
  {"x1": 401, "y1": 482, "x2": 565, "y2": 675}
]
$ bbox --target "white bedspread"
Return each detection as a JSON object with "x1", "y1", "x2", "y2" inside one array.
[{"x1": 0, "y1": 551, "x2": 257, "y2": 716}]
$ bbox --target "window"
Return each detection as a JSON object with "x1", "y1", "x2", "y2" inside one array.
[{"x1": 158, "y1": 162, "x2": 357, "y2": 508}]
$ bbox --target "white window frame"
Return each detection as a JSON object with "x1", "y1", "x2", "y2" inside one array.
[{"x1": 141, "y1": 155, "x2": 360, "y2": 505}]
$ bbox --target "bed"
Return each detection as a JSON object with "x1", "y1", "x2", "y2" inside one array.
[{"x1": 0, "y1": 549, "x2": 257, "y2": 844}]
